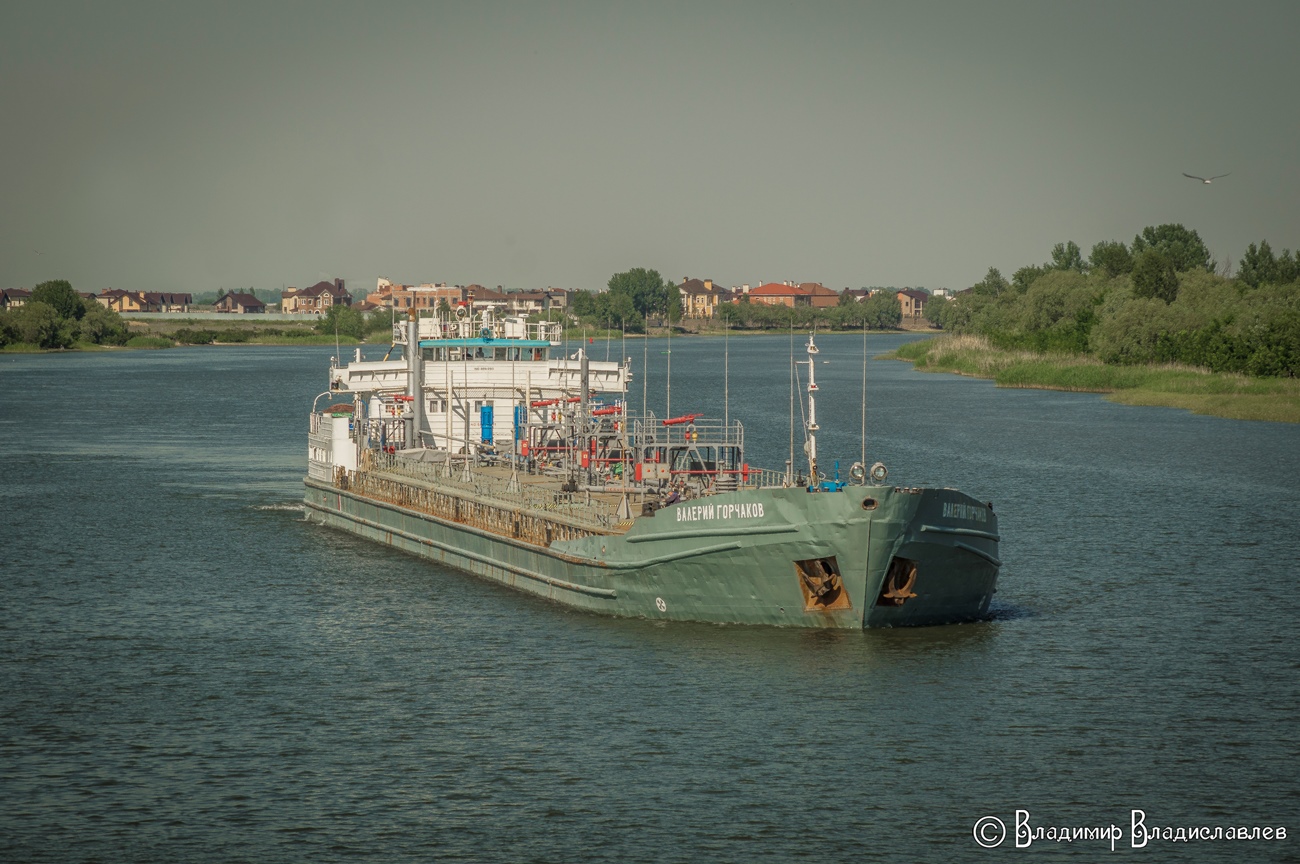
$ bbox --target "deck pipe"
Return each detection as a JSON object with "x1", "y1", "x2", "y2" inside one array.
[{"x1": 406, "y1": 317, "x2": 423, "y2": 450}]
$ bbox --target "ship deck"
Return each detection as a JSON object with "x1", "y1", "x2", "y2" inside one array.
[
  {"x1": 350, "y1": 449, "x2": 788, "y2": 538},
  {"x1": 358, "y1": 451, "x2": 641, "y2": 535}
]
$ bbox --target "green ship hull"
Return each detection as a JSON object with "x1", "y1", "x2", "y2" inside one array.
[{"x1": 303, "y1": 475, "x2": 1000, "y2": 628}]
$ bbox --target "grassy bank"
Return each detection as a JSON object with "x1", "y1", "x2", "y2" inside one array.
[
  {"x1": 129, "y1": 318, "x2": 364, "y2": 346},
  {"x1": 889, "y1": 334, "x2": 1300, "y2": 424}
]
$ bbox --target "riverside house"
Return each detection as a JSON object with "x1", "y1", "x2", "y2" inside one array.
[
  {"x1": 747, "y1": 282, "x2": 811, "y2": 308},
  {"x1": 95, "y1": 290, "x2": 193, "y2": 313},
  {"x1": 213, "y1": 292, "x2": 266, "y2": 314},
  {"x1": 897, "y1": 289, "x2": 928, "y2": 319},
  {"x1": 368, "y1": 280, "x2": 466, "y2": 313},
  {"x1": 678, "y1": 278, "x2": 723, "y2": 319},
  {"x1": 0, "y1": 288, "x2": 31, "y2": 309},
  {"x1": 282, "y1": 279, "x2": 351, "y2": 314}
]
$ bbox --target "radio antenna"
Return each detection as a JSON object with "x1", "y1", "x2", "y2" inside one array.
[
  {"x1": 861, "y1": 317, "x2": 868, "y2": 468},
  {"x1": 787, "y1": 313, "x2": 795, "y2": 485},
  {"x1": 665, "y1": 310, "x2": 671, "y2": 419}
]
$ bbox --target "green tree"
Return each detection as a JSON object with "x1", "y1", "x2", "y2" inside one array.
[
  {"x1": 716, "y1": 302, "x2": 746, "y2": 326},
  {"x1": 1174, "y1": 269, "x2": 1239, "y2": 317},
  {"x1": 1089, "y1": 240, "x2": 1133, "y2": 278},
  {"x1": 1232, "y1": 282, "x2": 1300, "y2": 376},
  {"x1": 924, "y1": 294, "x2": 950, "y2": 327},
  {"x1": 1238, "y1": 241, "x2": 1280, "y2": 289},
  {"x1": 11, "y1": 301, "x2": 71, "y2": 348},
  {"x1": 1131, "y1": 249, "x2": 1179, "y2": 303},
  {"x1": 570, "y1": 290, "x2": 599, "y2": 319},
  {"x1": 1131, "y1": 224, "x2": 1212, "y2": 272},
  {"x1": 363, "y1": 310, "x2": 393, "y2": 337},
  {"x1": 1049, "y1": 241, "x2": 1086, "y2": 272},
  {"x1": 316, "y1": 304, "x2": 365, "y2": 340},
  {"x1": 604, "y1": 291, "x2": 640, "y2": 329},
  {"x1": 971, "y1": 267, "x2": 1010, "y2": 297},
  {"x1": 77, "y1": 301, "x2": 129, "y2": 345},
  {"x1": 1014, "y1": 270, "x2": 1097, "y2": 352},
  {"x1": 607, "y1": 268, "x2": 674, "y2": 320},
  {"x1": 1012, "y1": 265, "x2": 1048, "y2": 293},
  {"x1": 1278, "y1": 249, "x2": 1300, "y2": 286},
  {"x1": 1090, "y1": 294, "x2": 1193, "y2": 365},
  {"x1": 31, "y1": 279, "x2": 85, "y2": 320},
  {"x1": 860, "y1": 291, "x2": 902, "y2": 329}
]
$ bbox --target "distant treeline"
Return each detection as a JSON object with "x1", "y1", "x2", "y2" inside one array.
[
  {"x1": 0, "y1": 280, "x2": 130, "y2": 349},
  {"x1": 0, "y1": 283, "x2": 394, "y2": 350},
  {"x1": 567, "y1": 267, "x2": 905, "y2": 331},
  {"x1": 926, "y1": 225, "x2": 1300, "y2": 378}
]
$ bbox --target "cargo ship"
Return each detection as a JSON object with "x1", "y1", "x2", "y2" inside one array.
[{"x1": 303, "y1": 306, "x2": 1001, "y2": 627}]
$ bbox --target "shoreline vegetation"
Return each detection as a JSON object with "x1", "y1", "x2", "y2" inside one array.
[
  {"x1": 904, "y1": 223, "x2": 1298, "y2": 424},
  {"x1": 7, "y1": 245, "x2": 1295, "y2": 425},
  {"x1": 889, "y1": 334, "x2": 1300, "y2": 424},
  {"x1": 0, "y1": 323, "x2": 898, "y2": 352},
  {"x1": 0, "y1": 311, "x2": 938, "y2": 353}
]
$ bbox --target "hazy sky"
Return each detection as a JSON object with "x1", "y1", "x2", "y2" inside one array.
[{"x1": 3, "y1": 0, "x2": 1297, "y2": 295}]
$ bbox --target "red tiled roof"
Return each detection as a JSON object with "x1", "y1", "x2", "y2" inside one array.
[
  {"x1": 749, "y1": 283, "x2": 808, "y2": 296},
  {"x1": 801, "y1": 282, "x2": 837, "y2": 296}
]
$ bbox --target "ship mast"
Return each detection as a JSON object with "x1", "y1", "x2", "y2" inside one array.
[{"x1": 804, "y1": 333, "x2": 820, "y2": 484}]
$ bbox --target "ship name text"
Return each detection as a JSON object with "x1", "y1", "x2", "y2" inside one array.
[
  {"x1": 676, "y1": 501, "x2": 766, "y2": 522},
  {"x1": 943, "y1": 501, "x2": 989, "y2": 523}
]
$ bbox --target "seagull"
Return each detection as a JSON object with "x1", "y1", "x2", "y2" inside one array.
[{"x1": 1183, "y1": 172, "x2": 1230, "y2": 184}]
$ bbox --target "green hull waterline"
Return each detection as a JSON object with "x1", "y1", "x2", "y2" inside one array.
[{"x1": 303, "y1": 478, "x2": 1000, "y2": 629}]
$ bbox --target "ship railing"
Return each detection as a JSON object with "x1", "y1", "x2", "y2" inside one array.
[
  {"x1": 360, "y1": 450, "x2": 622, "y2": 530},
  {"x1": 392, "y1": 316, "x2": 564, "y2": 345},
  {"x1": 735, "y1": 466, "x2": 791, "y2": 489},
  {"x1": 632, "y1": 415, "x2": 744, "y2": 448},
  {"x1": 665, "y1": 466, "x2": 788, "y2": 490},
  {"x1": 307, "y1": 459, "x2": 334, "y2": 481}
]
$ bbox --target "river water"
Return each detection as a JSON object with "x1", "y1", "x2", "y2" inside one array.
[{"x1": 2, "y1": 335, "x2": 1297, "y2": 862}]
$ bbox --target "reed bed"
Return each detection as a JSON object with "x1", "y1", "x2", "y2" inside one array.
[{"x1": 889, "y1": 335, "x2": 1300, "y2": 423}]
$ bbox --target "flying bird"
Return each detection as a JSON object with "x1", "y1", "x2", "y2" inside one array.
[{"x1": 1183, "y1": 172, "x2": 1230, "y2": 184}]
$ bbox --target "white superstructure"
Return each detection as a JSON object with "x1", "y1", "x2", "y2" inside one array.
[{"x1": 315, "y1": 307, "x2": 631, "y2": 475}]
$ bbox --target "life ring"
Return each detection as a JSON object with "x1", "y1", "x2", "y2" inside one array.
[{"x1": 849, "y1": 462, "x2": 866, "y2": 482}]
